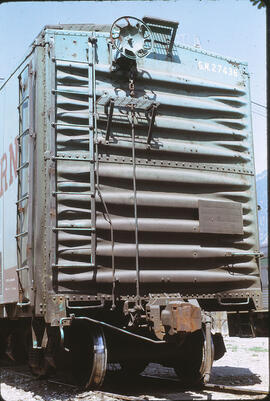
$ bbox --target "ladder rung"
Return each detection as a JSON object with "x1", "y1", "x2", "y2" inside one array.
[
  {"x1": 17, "y1": 161, "x2": 29, "y2": 172},
  {"x1": 53, "y1": 191, "x2": 94, "y2": 196},
  {"x1": 52, "y1": 89, "x2": 90, "y2": 96},
  {"x1": 53, "y1": 58, "x2": 90, "y2": 65},
  {"x1": 17, "y1": 95, "x2": 29, "y2": 109},
  {"x1": 52, "y1": 156, "x2": 93, "y2": 162},
  {"x1": 52, "y1": 263, "x2": 95, "y2": 268},
  {"x1": 52, "y1": 122, "x2": 91, "y2": 129},
  {"x1": 18, "y1": 63, "x2": 29, "y2": 78},
  {"x1": 15, "y1": 231, "x2": 28, "y2": 238},
  {"x1": 16, "y1": 194, "x2": 29, "y2": 204},
  {"x1": 53, "y1": 227, "x2": 95, "y2": 232},
  {"x1": 18, "y1": 128, "x2": 29, "y2": 139},
  {"x1": 16, "y1": 266, "x2": 29, "y2": 272}
]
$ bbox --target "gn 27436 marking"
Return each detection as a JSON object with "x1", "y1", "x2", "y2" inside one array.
[{"x1": 197, "y1": 60, "x2": 238, "y2": 77}]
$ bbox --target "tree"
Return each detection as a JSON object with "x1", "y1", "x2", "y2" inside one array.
[{"x1": 249, "y1": 0, "x2": 267, "y2": 9}]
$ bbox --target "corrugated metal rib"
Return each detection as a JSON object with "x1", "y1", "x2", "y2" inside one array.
[
  {"x1": 55, "y1": 189, "x2": 252, "y2": 214},
  {"x1": 56, "y1": 62, "x2": 252, "y2": 172},
  {"x1": 54, "y1": 54, "x2": 260, "y2": 296},
  {"x1": 57, "y1": 162, "x2": 250, "y2": 187},
  {"x1": 95, "y1": 138, "x2": 250, "y2": 162},
  {"x1": 95, "y1": 63, "x2": 246, "y2": 93},
  {"x1": 57, "y1": 269, "x2": 258, "y2": 289}
]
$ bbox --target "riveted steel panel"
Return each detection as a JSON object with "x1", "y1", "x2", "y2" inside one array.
[
  {"x1": 39, "y1": 26, "x2": 262, "y2": 311},
  {"x1": 198, "y1": 199, "x2": 243, "y2": 235},
  {"x1": 1, "y1": 22, "x2": 261, "y2": 317}
]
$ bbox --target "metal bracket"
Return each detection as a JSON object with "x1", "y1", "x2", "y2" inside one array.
[
  {"x1": 44, "y1": 151, "x2": 52, "y2": 161},
  {"x1": 97, "y1": 95, "x2": 159, "y2": 146},
  {"x1": 88, "y1": 37, "x2": 97, "y2": 45},
  {"x1": 59, "y1": 315, "x2": 75, "y2": 352},
  {"x1": 45, "y1": 295, "x2": 67, "y2": 325},
  {"x1": 105, "y1": 99, "x2": 114, "y2": 142},
  {"x1": 147, "y1": 103, "x2": 158, "y2": 146},
  {"x1": 31, "y1": 318, "x2": 48, "y2": 349},
  {"x1": 29, "y1": 130, "x2": 36, "y2": 139},
  {"x1": 32, "y1": 326, "x2": 48, "y2": 349}
]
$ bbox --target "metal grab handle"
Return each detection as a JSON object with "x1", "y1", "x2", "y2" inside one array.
[
  {"x1": 16, "y1": 266, "x2": 29, "y2": 272},
  {"x1": 17, "y1": 301, "x2": 31, "y2": 307},
  {"x1": 217, "y1": 296, "x2": 250, "y2": 306},
  {"x1": 59, "y1": 317, "x2": 73, "y2": 352},
  {"x1": 66, "y1": 298, "x2": 105, "y2": 310}
]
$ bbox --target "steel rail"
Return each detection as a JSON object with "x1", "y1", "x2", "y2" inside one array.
[
  {"x1": 1, "y1": 365, "x2": 268, "y2": 397},
  {"x1": 204, "y1": 383, "x2": 269, "y2": 396},
  {"x1": 143, "y1": 375, "x2": 269, "y2": 396},
  {"x1": 2, "y1": 367, "x2": 147, "y2": 401},
  {"x1": 95, "y1": 391, "x2": 147, "y2": 401}
]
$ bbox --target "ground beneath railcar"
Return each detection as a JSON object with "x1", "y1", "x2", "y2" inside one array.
[{"x1": 0, "y1": 337, "x2": 269, "y2": 400}]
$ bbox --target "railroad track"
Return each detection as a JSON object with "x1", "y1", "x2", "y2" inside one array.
[
  {"x1": 1, "y1": 364, "x2": 268, "y2": 400},
  {"x1": 141, "y1": 375, "x2": 269, "y2": 396}
]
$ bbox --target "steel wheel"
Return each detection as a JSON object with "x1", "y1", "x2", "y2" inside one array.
[
  {"x1": 6, "y1": 329, "x2": 29, "y2": 363},
  {"x1": 199, "y1": 330, "x2": 214, "y2": 383},
  {"x1": 85, "y1": 325, "x2": 107, "y2": 389},
  {"x1": 173, "y1": 329, "x2": 213, "y2": 387},
  {"x1": 68, "y1": 322, "x2": 107, "y2": 389}
]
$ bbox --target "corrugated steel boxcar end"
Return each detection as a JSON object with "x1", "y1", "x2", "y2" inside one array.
[{"x1": 0, "y1": 16, "x2": 263, "y2": 389}]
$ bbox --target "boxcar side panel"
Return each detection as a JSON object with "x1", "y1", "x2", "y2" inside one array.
[
  {"x1": 0, "y1": 56, "x2": 35, "y2": 306},
  {"x1": 0, "y1": 77, "x2": 19, "y2": 304}
]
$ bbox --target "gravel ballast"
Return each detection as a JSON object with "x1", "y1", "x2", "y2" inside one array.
[{"x1": 0, "y1": 336, "x2": 269, "y2": 400}]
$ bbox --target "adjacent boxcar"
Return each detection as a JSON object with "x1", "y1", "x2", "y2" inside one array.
[{"x1": 0, "y1": 16, "x2": 263, "y2": 388}]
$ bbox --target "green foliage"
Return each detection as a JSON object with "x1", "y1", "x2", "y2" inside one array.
[
  {"x1": 249, "y1": 0, "x2": 267, "y2": 9},
  {"x1": 248, "y1": 346, "x2": 268, "y2": 352}
]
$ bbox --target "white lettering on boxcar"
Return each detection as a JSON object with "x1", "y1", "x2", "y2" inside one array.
[
  {"x1": 197, "y1": 61, "x2": 238, "y2": 78},
  {"x1": 0, "y1": 137, "x2": 18, "y2": 198}
]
